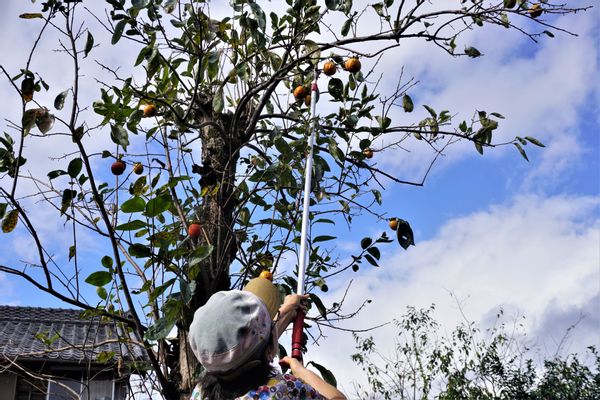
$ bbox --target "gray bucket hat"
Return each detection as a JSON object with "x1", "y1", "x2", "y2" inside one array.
[{"x1": 189, "y1": 290, "x2": 278, "y2": 374}]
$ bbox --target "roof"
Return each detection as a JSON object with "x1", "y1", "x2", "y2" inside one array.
[{"x1": 0, "y1": 306, "x2": 148, "y2": 365}]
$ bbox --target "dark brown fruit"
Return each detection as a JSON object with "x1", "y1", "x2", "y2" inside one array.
[
  {"x1": 133, "y1": 162, "x2": 144, "y2": 175},
  {"x1": 111, "y1": 161, "x2": 126, "y2": 176}
]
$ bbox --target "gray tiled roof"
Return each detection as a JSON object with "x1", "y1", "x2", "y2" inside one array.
[{"x1": 0, "y1": 306, "x2": 148, "y2": 364}]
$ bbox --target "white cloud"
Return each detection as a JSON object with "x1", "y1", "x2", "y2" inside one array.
[
  {"x1": 302, "y1": 194, "x2": 600, "y2": 396},
  {"x1": 0, "y1": 273, "x2": 17, "y2": 305},
  {"x1": 367, "y1": 8, "x2": 599, "y2": 187}
]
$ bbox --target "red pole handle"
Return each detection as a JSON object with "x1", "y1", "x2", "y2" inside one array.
[{"x1": 291, "y1": 309, "x2": 305, "y2": 361}]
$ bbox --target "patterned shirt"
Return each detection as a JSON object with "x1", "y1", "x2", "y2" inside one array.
[{"x1": 191, "y1": 373, "x2": 325, "y2": 400}]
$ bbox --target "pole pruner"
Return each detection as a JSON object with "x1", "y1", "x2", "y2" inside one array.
[{"x1": 291, "y1": 69, "x2": 320, "y2": 361}]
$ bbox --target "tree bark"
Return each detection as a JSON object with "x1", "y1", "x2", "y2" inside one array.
[{"x1": 176, "y1": 104, "x2": 242, "y2": 398}]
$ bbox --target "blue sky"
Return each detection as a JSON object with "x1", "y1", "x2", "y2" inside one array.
[{"x1": 0, "y1": 1, "x2": 598, "y2": 395}]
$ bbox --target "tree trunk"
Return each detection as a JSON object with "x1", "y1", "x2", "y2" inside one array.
[{"x1": 176, "y1": 106, "x2": 241, "y2": 398}]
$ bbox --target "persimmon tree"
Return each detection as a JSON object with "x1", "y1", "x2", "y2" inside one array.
[{"x1": 0, "y1": 0, "x2": 589, "y2": 398}]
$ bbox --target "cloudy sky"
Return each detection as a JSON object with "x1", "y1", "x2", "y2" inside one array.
[{"x1": 0, "y1": 0, "x2": 598, "y2": 397}]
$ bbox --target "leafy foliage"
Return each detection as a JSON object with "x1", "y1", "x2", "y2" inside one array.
[{"x1": 352, "y1": 306, "x2": 600, "y2": 400}]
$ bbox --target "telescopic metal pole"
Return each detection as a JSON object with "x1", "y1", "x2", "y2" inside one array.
[{"x1": 291, "y1": 71, "x2": 319, "y2": 361}]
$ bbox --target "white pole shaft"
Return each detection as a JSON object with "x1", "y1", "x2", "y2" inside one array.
[{"x1": 297, "y1": 80, "x2": 319, "y2": 296}]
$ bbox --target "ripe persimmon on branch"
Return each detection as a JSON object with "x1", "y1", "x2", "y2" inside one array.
[{"x1": 0, "y1": 0, "x2": 590, "y2": 398}]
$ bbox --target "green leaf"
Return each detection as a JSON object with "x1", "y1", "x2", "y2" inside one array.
[
  {"x1": 180, "y1": 279, "x2": 196, "y2": 304},
  {"x1": 309, "y1": 293, "x2": 328, "y2": 320},
  {"x1": 84, "y1": 31, "x2": 94, "y2": 58},
  {"x1": 364, "y1": 254, "x2": 378, "y2": 266},
  {"x1": 35, "y1": 111, "x2": 55, "y2": 134},
  {"x1": 110, "y1": 124, "x2": 129, "y2": 150},
  {"x1": 313, "y1": 235, "x2": 336, "y2": 243},
  {"x1": 129, "y1": 243, "x2": 153, "y2": 258},
  {"x1": 121, "y1": 197, "x2": 146, "y2": 213},
  {"x1": 465, "y1": 46, "x2": 482, "y2": 58},
  {"x1": 2, "y1": 209, "x2": 19, "y2": 233},
  {"x1": 525, "y1": 136, "x2": 545, "y2": 147},
  {"x1": 0, "y1": 203, "x2": 7, "y2": 220},
  {"x1": 307, "y1": 361, "x2": 337, "y2": 387},
  {"x1": 131, "y1": 176, "x2": 147, "y2": 196},
  {"x1": 328, "y1": 78, "x2": 344, "y2": 100},
  {"x1": 274, "y1": 137, "x2": 292, "y2": 155},
  {"x1": 85, "y1": 271, "x2": 112, "y2": 286},
  {"x1": 67, "y1": 158, "x2": 82, "y2": 178},
  {"x1": 134, "y1": 46, "x2": 151, "y2": 67},
  {"x1": 96, "y1": 350, "x2": 115, "y2": 363},
  {"x1": 147, "y1": 50, "x2": 162, "y2": 79},
  {"x1": 149, "y1": 278, "x2": 176, "y2": 303},
  {"x1": 500, "y1": 12, "x2": 510, "y2": 28},
  {"x1": 423, "y1": 105, "x2": 437, "y2": 118},
  {"x1": 72, "y1": 126, "x2": 84, "y2": 142},
  {"x1": 101, "y1": 256, "x2": 113, "y2": 269},
  {"x1": 68, "y1": 246, "x2": 76, "y2": 261},
  {"x1": 163, "y1": 0, "x2": 178, "y2": 13},
  {"x1": 54, "y1": 90, "x2": 68, "y2": 110},
  {"x1": 314, "y1": 218, "x2": 335, "y2": 225},
  {"x1": 360, "y1": 237, "x2": 372, "y2": 250},
  {"x1": 145, "y1": 317, "x2": 176, "y2": 341},
  {"x1": 189, "y1": 245, "x2": 214, "y2": 268},
  {"x1": 115, "y1": 220, "x2": 146, "y2": 231},
  {"x1": 402, "y1": 94, "x2": 414, "y2": 112},
  {"x1": 47, "y1": 170, "x2": 67, "y2": 180},
  {"x1": 132, "y1": 0, "x2": 149, "y2": 9},
  {"x1": 268, "y1": 51, "x2": 282, "y2": 70},
  {"x1": 111, "y1": 19, "x2": 128, "y2": 45},
  {"x1": 372, "y1": 3, "x2": 384, "y2": 17},
  {"x1": 96, "y1": 286, "x2": 108, "y2": 300},
  {"x1": 341, "y1": 18, "x2": 352, "y2": 37},
  {"x1": 60, "y1": 189, "x2": 76, "y2": 215},
  {"x1": 19, "y1": 13, "x2": 44, "y2": 19},
  {"x1": 396, "y1": 219, "x2": 415, "y2": 250},
  {"x1": 189, "y1": 245, "x2": 214, "y2": 279},
  {"x1": 367, "y1": 246, "x2": 381, "y2": 260},
  {"x1": 514, "y1": 142, "x2": 529, "y2": 162},
  {"x1": 325, "y1": 0, "x2": 339, "y2": 10},
  {"x1": 145, "y1": 195, "x2": 171, "y2": 217},
  {"x1": 372, "y1": 190, "x2": 382, "y2": 205},
  {"x1": 22, "y1": 109, "x2": 38, "y2": 133},
  {"x1": 328, "y1": 138, "x2": 344, "y2": 164},
  {"x1": 207, "y1": 51, "x2": 220, "y2": 81},
  {"x1": 474, "y1": 141, "x2": 484, "y2": 155},
  {"x1": 213, "y1": 88, "x2": 224, "y2": 113}
]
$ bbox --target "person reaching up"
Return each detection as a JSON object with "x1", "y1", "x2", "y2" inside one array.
[{"x1": 188, "y1": 277, "x2": 347, "y2": 399}]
